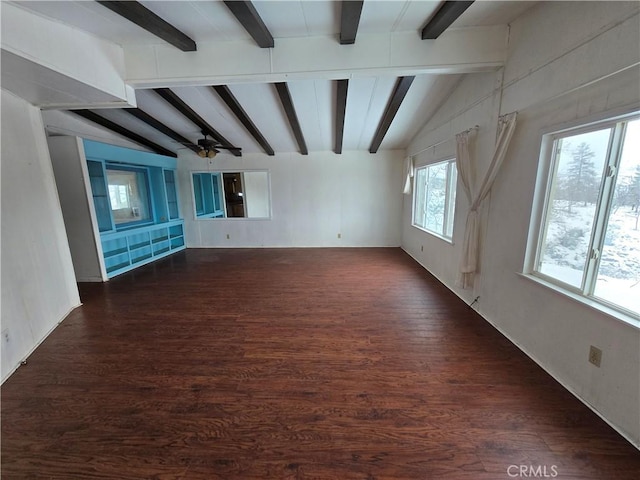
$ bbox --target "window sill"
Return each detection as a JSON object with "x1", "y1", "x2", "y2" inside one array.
[
  {"x1": 115, "y1": 221, "x2": 155, "y2": 232},
  {"x1": 194, "y1": 216, "x2": 272, "y2": 221},
  {"x1": 518, "y1": 273, "x2": 640, "y2": 331},
  {"x1": 411, "y1": 224, "x2": 454, "y2": 245},
  {"x1": 195, "y1": 212, "x2": 224, "y2": 219}
]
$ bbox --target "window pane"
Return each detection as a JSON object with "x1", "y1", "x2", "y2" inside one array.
[
  {"x1": 425, "y1": 162, "x2": 448, "y2": 234},
  {"x1": 538, "y1": 128, "x2": 611, "y2": 288},
  {"x1": 193, "y1": 174, "x2": 204, "y2": 215},
  {"x1": 212, "y1": 175, "x2": 222, "y2": 211},
  {"x1": 412, "y1": 161, "x2": 456, "y2": 239},
  {"x1": 413, "y1": 168, "x2": 427, "y2": 229},
  {"x1": 193, "y1": 173, "x2": 228, "y2": 218},
  {"x1": 106, "y1": 168, "x2": 151, "y2": 225},
  {"x1": 594, "y1": 118, "x2": 640, "y2": 314}
]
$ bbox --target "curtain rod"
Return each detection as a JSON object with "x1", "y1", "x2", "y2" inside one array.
[{"x1": 409, "y1": 125, "x2": 479, "y2": 158}]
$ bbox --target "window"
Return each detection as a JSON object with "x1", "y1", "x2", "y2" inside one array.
[
  {"x1": 533, "y1": 114, "x2": 640, "y2": 318},
  {"x1": 105, "y1": 166, "x2": 152, "y2": 227},
  {"x1": 412, "y1": 159, "x2": 457, "y2": 240},
  {"x1": 191, "y1": 171, "x2": 271, "y2": 219},
  {"x1": 108, "y1": 184, "x2": 129, "y2": 209},
  {"x1": 192, "y1": 173, "x2": 224, "y2": 218},
  {"x1": 222, "y1": 172, "x2": 245, "y2": 218},
  {"x1": 164, "y1": 170, "x2": 179, "y2": 220}
]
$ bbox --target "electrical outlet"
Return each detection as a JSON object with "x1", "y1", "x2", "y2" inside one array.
[
  {"x1": 588, "y1": 345, "x2": 602, "y2": 367},
  {"x1": 337, "y1": 233, "x2": 341, "y2": 239},
  {"x1": 226, "y1": 234, "x2": 230, "y2": 239},
  {"x1": 2, "y1": 329, "x2": 9, "y2": 344},
  {"x1": 421, "y1": 245, "x2": 424, "y2": 252}
]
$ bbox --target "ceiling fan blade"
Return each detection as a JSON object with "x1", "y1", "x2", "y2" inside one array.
[
  {"x1": 175, "y1": 134, "x2": 243, "y2": 154},
  {"x1": 169, "y1": 139, "x2": 198, "y2": 146},
  {"x1": 216, "y1": 145, "x2": 242, "y2": 152}
]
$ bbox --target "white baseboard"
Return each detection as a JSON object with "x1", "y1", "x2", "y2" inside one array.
[
  {"x1": 1, "y1": 303, "x2": 81, "y2": 384},
  {"x1": 400, "y1": 246, "x2": 640, "y2": 450}
]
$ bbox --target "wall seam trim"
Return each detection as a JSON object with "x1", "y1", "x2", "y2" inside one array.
[{"x1": 502, "y1": 9, "x2": 640, "y2": 92}]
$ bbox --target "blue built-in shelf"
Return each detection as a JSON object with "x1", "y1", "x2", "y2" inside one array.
[
  {"x1": 101, "y1": 221, "x2": 185, "y2": 277},
  {"x1": 83, "y1": 140, "x2": 177, "y2": 170},
  {"x1": 81, "y1": 140, "x2": 185, "y2": 279}
]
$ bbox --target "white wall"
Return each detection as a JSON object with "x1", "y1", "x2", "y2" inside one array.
[
  {"x1": 48, "y1": 136, "x2": 106, "y2": 282},
  {"x1": 41, "y1": 110, "x2": 152, "y2": 152},
  {"x1": 2, "y1": 2, "x2": 135, "y2": 107},
  {"x1": 1, "y1": 2, "x2": 134, "y2": 109},
  {"x1": 243, "y1": 171, "x2": 270, "y2": 218},
  {"x1": 179, "y1": 150, "x2": 404, "y2": 247},
  {"x1": 1, "y1": 90, "x2": 81, "y2": 382},
  {"x1": 402, "y1": 1, "x2": 640, "y2": 446},
  {"x1": 40, "y1": 113, "x2": 405, "y2": 251}
]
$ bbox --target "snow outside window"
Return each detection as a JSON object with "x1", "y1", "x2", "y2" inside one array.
[
  {"x1": 412, "y1": 159, "x2": 457, "y2": 241},
  {"x1": 534, "y1": 115, "x2": 640, "y2": 318}
]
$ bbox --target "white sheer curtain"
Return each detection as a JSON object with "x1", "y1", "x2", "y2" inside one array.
[
  {"x1": 402, "y1": 156, "x2": 414, "y2": 194},
  {"x1": 456, "y1": 112, "x2": 518, "y2": 289}
]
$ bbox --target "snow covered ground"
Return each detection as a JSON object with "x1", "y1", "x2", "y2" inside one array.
[{"x1": 539, "y1": 201, "x2": 639, "y2": 315}]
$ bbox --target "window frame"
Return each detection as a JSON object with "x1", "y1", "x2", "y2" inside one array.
[
  {"x1": 190, "y1": 170, "x2": 272, "y2": 220},
  {"x1": 191, "y1": 172, "x2": 225, "y2": 218},
  {"x1": 105, "y1": 164, "x2": 154, "y2": 229},
  {"x1": 411, "y1": 158, "x2": 457, "y2": 242},
  {"x1": 527, "y1": 111, "x2": 640, "y2": 322}
]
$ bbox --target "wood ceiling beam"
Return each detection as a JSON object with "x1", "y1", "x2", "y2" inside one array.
[
  {"x1": 211, "y1": 85, "x2": 274, "y2": 156},
  {"x1": 421, "y1": 1, "x2": 474, "y2": 40},
  {"x1": 369, "y1": 76, "x2": 415, "y2": 154},
  {"x1": 153, "y1": 88, "x2": 242, "y2": 157},
  {"x1": 274, "y1": 83, "x2": 308, "y2": 156},
  {"x1": 223, "y1": 1, "x2": 274, "y2": 48},
  {"x1": 73, "y1": 110, "x2": 177, "y2": 157},
  {"x1": 97, "y1": 1, "x2": 196, "y2": 51},
  {"x1": 123, "y1": 108, "x2": 200, "y2": 154},
  {"x1": 340, "y1": 0, "x2": 364, "y2": 45},
  {"x1": 334, "y1": 80, "x2": 348, "y2": 154}
]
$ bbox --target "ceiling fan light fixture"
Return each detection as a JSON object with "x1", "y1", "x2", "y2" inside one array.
[
  {"x1": 197, "y1": 147, "x2": 216, "y2": 159},
  {"x1": 192, "y1": 133, "x2": 236, "y2": 158}
]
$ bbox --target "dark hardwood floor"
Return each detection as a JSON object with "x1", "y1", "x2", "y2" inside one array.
[{"x1": 2, "y1": 248, "x2": 639, "y2": 479}]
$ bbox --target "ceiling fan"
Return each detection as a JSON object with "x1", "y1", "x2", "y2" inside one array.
[{"x1": 183, "y1": 133, "x2": 242, "y2": 158}]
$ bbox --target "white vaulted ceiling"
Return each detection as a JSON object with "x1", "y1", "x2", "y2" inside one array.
[{"x1": 8, "y1": 1, "x2": 538, "y2": 156}]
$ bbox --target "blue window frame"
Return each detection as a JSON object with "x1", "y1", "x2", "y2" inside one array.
[
  {"x1": 192, "y1": 173, "x2": 224, "y2": 218},
  {"x1": 106, "y1": 164, "x2": 154, "y2": 228}
]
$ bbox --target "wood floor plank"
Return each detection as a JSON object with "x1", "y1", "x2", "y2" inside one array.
[{"x1": 2, "y1": 248, "x2": 639, "y2": 479}]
